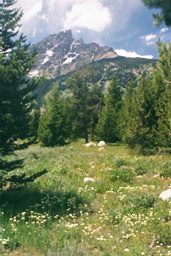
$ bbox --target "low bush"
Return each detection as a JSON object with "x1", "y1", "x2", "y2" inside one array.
[
  {"x1": 135, "y1": 166, "x2": 147, "y2": 175},
  {"x1": 160, "y1": 162, "x2": 171, "y2": 178},
  {"x1": 131, "y1": 193, "x2": 155, "y2": 210},
  {"x1": 155, "y1": 223, "x2": 171, "y2": 245},
  {"x1": 113, "y1": 157, "x2": 128, "y2": 168},
  {"x1": 110, "y1": 168, "x2": 135, "y2": 183}
]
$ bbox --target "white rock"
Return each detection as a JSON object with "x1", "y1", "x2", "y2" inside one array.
[
  {"x1": 84, "y1": 178, "x2": 95, "y2": 183},
  {"x1": 98, "y1": 147, "x2": 104, "y2": 151},
  {"x1": 85, "y1": 142, "x2": 96, "y2": 147},
  {"x1": 98, "y1": 141, "x2": 106, "y2": 147},
  {"x1": 159, "y1": 189, "x2": 171, "y2": 201}
]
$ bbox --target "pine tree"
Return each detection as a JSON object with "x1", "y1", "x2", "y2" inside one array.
[
  {"x1": 142, "y1": 0, "x2": 171, "y2": 26},
  {"x1": 29, "y1": 110, "x2": 40, "y2": 141},
  {"x1": 0, "y1": 0, "x2": 45, "y2": 188},
  {"x1": 0, "y1": 0, "x2": 39, "y2": 155},
  {"x1": 152, "y1": 41, "x2": 171, "y2": 148},
  {"x1": 131, "y1": 77, "x2": 156, "y2": 151},
  {"x1": 96, "y1": 76, "x2": 123, "y2": 142},
  {"x1": 123, "y1": 41, "x2": 171, "y2": 152},
  {"x1": 88, "y1": 84, "x2": 104, "y2": 140},
  {"x1": 38, "y1": 85, "x2": 70, "y2": 146},
  {"x1": 66, "y1": 65, "x2": 95, "y2": 143},
  {"x1": 121, "y1": 82, "x2": 136, "y2": 145}
]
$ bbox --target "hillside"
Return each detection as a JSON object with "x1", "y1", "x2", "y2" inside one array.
[{"x1": 29, "y1": 30, "x2": 157, "y2": 106}]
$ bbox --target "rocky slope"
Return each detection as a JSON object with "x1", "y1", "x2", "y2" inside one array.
[{"x1": 30, "y1": 30, "x2": 118, "y2": 78}]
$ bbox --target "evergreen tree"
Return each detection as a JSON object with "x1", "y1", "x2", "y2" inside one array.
[
  {"x1": 0, "y1": 0, "x2": 45, "y2": 188},
  {"x1": 0, "y1": 0, "x2": 39, "y2": 155},
  {"x1": 129, "y1": 77, "x2": 156, "y2": 151},
  {"x1": 38, "y1": 85, "x2": 70, "y2": 146},
  {"x1": 29, "y1": 110, "x2": 40, "y2": 141},
  {"x1": 152, "y1": 41, "x2": 171, "y2": 148},
  {"x1": 142, "y1": 0, "x2": 171, "y2": 26},
  {"x1": 66, "y1": 65, "x2": 95, "y2": 143},
  {"x1": 121, "y1": 82, "x2": 136, "y2": 145},
  {"x1": 88, "y1": 84, "x2": 104, "y2": 140},
  {"x1": 123, "y1": 41, "x2": 171, "y2": 153},
  {"x1": 96, "y1": 76, "x2": 123, "y2": 142}
]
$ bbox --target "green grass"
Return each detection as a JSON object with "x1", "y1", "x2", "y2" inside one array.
[{"x1": 1, "y1": 140, "x2": 171, "y2": 255}]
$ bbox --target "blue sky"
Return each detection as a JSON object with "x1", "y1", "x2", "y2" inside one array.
[{"x1": 16, "y1": 0, "x2": 171, "y2": 59}]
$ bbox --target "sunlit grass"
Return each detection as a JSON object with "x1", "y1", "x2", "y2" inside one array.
[{"x1": 1, "y1": 140, "x2": 171, "y2": 255}]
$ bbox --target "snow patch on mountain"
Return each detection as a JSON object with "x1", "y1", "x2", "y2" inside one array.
[
  {"x1": 46, "y1": 49, "x2": 54, "y2": 57},
  {"x1": 42, "y1": 57, "x2": 50, "y2": 64},
  {"x1": 41, "y1": 49, "x2": 54, "y2": 64},
  {"x1": 63, "y1": 53, "x2": 79, "y2": 65}
]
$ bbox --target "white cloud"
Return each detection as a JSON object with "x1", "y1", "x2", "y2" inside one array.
[
  {"x1": 16, "y1": 0, "x2": 43, "y2": 22},
  {"x1": 146, "y1": 41, "x2": 156, "y2": 46},
  {"x1": 62, "y1": 0, "x2": 112, "y2": 32},
  {"x1": 140, "y1": 34, "x2": 157, "y2": 47},
  {"x1": 16, "y1": 0, "x2": 140, "y2": 39},
  {"x1": 160, "y1": 27, "x2": 169, "y2": 33},
  {"x1": 115, "y1": 49, "x2": 153, "y2": 59},
  {"x1": 140, "y1": 34, "x2": 157, "y2": 41}
]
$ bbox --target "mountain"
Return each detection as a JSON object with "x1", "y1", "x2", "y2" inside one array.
[
  {"x1": 29, "y1": 30, "x2": 157, "y2": 106},
  {"x1": 30, "y1": 30, "x2": 118, "y2": 78}
]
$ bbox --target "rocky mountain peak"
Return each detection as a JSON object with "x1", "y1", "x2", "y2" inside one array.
[{"x1": 30, "y1": 30, "x2": 118, "y2": 77}]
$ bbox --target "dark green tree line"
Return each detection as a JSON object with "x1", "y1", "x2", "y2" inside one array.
[{"x1": 122, "y1": 41, "x2": 171, "y2": 153}]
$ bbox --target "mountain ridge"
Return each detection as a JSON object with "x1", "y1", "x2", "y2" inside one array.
[
  {"x1": 29, "y1": 30, "x2": 157, "y2": 106},
  {"x1": 29, "y1": 30, "x2": 118, "y2": 77}
]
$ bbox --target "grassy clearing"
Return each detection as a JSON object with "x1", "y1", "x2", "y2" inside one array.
[{"x1": 1, "y1": 140, "x2": 171, "y2": 255}]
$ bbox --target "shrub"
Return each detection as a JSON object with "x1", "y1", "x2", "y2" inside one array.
[
  {"x1": 160, "y1": 162, "x2": 171, "y2": 178},
  {"x1": 110, "y1": 168, "x2": 134, "y2": 183},
  {"x1": 113, "y1": 157, "x2": 128, "y2": 168},
  {"x1": 131, "y1": 193, "x2": 155, "y2": 210},
  {"x1": 135, "y1": 166, "x2": 147, "y2": 175},
  {"x1": 155, "y1": 223, "x2": 171, "y2": 245}
]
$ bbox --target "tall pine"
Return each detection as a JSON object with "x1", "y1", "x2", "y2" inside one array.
[
  {"x1": 66, "y1": 65, "x2": 95, "y2": 143},
  {"x1": 0, "y1": 0, "x2": 39, "y2": 155},
  {"x1": 96, "y1": 76, "x2": 123, "y2": 142},
  {"x1": 152, "y1": 41, "x2": 171, "y2": 148},
  {"x1": 38, "y1": 85, "x2": 71, "y2": 146},
  {"x1": 0, "y1": 0, "x2": 46, "y2": 188}
]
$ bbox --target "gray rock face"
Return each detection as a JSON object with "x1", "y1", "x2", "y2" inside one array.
[{"x1": 30, "y1": 30, "x2": 118, "y2": 77}]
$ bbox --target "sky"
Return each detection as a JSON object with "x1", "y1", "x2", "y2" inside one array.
[{"x1": 15, "y1": 0, "x2": 171, "y2": 59}]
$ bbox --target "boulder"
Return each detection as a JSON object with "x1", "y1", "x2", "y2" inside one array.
[
  {"x1": 85, "y1": 142, "x2": 96, "y2": 147},
  {"x1": 98, "y1": 147, "x2": 104, "y2": 151},
  {"x1": 159, "y1": 189, "x2": 171, "y2": 201},
  {"x1": 98, "y1": 141, "x2": 106, "y2": 147},
  {"x1": 84, "y1": 178, "x2": 95, "y2": 183}
]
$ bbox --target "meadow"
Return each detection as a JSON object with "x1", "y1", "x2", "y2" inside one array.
[{"x1": 1, "y1": 140, "x2": 171, "y2": 256}]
